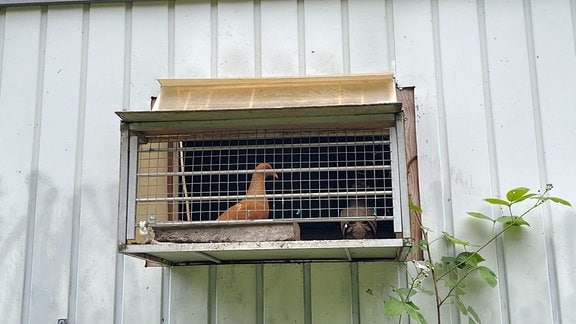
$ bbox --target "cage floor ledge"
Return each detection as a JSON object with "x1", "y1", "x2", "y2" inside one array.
[{"x1": 120, "y1": 238, "x2": 409, "y2": 265}]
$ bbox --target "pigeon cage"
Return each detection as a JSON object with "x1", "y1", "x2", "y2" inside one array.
[{"x1": 117, "y1": 76, "x2": 412, "y2": 264}]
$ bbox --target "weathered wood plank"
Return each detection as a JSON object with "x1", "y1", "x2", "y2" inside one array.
[{"x1": 396, "y1": 86, "x2": 422, "y2": 260}]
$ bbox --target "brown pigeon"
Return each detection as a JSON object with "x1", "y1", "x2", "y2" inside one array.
[
  {"x1": 340, "y1": 180, "x2": 377, "y2": 239},
  {"x1": 216, "y1": 163, "x2": 278, "y2": 220},
  {"x1": 340, "y1": 200, "x2": 378, "y2": 239}
]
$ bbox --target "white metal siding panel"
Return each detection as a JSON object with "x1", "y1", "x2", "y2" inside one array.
[
  {"x1": 217, "y1": 0, "x2": 256, "y2": 77},
  {"x1": 216, "y1": 264, "x2": 258, "y2": 324},
  {"x1": 29, "y1": 6, "x2": 84, "y2": 323},
  {"x1": 1, "y1": 1, "x2": 575, "y2": 324},
  {"x1": 310, "y1": 263, "x2": 353, "y2": 324},
  {"x1": 130, "y1": 1, "x2": 169, "y2": 110},
  {"x1": 75, "y1": 4, "x2": 126, "y2": 323},
  {"x1": 260, "y1": 0, "x2": 299, "y2": 76},
  {"x1": 348, "y1": 0, "x2": 390, "y2": 74},
  {"x1": 122, "y1": 3, "x2": 165, "y2": 324},
  {"x1": 357, "y1": 262, "x2": 399, "y2": 323},
  {"x1": 482, "y1": 1, "x2": 551, "y2": 323},
  {"x1": 529, "y1": 1, "x2": 576, "y2": 322},
  {"x1": 392, "y1": 0, "x2": 576, "y2": 323},
  {"x1": 433, "y1": 1, "x2": 507, "y2": 322},
  {"x1": 0, "y1": 7, "x2": 43, "y2": 324},
  {"x1": 390, "y1": 0, "x2": 446, "y2": 318},
  {"x1": 263, "y1": 263, "x2": 305, "y2": 324},
  {"x1": 170, "y1": 266, "x2": 211, "y2": 323},
  {"x1": 173, "y1": 0, "x2": 212, "y2": 78},
  {"x1": 304, "y1": 0, "x2": 344, "y2": 75}
]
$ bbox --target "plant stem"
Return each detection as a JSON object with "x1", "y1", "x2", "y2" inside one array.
[
  {"x1": 414, "y1": 213, "x2": 442, "y2": 324},
  {"x1": 436, "y1": 189, "x2": 550, "y2": 283},
  {"x1": 438, "y1": 266, "x2": 478, "y2": 306}
]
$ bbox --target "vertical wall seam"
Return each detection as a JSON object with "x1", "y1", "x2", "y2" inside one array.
[
  {"x1": 210, "y1": 0, "x2": 218, "y2": 78},
  {"x1": 0, "y1": 7, "x2": 5, "y2": 94},
  {"x1": 122, "y1": 1, "x2": 132, "y2": 110},
  {"x1": 254, "y1": 0, "x2": 261, "y2": 77},
  {"x1": 340, "y1": 0, "x2": 350, "y2": 74},
  {"x1": 67, "y1": 5, "x2": 90, "y2": 324},
  {"x1": 255, "y1": 264, "x2": 264, "y2": 324},
  {"x1": 21, "y1": 6, "x2": 48, "y2": 324},
  {"x1": 297, "y1": 0, "x2": 306, "y2": 75},
  {"x1": 429, "y1": 0, "x2": 454, "y2": 246},
  {"x1": 430, "y1": 0, "x2": 458, "y2": 322},
  {"x1": 475, "y1": 1, "x2": 510, "y2": 323},
  {"x1": 167, "y1": 0, "x2": 175, "y2": 78},
  {"x1": 303, "y1": 263, "x2": 312, "y2": 324},
  {"x1": 384, "y1": 0, "x2": 396, "y2": 75},
  {"x1": 160, "y1": 267, "x2": 172, "y2": 324},
  {"x1": 162, "y1": 0, "x2": 175, "y2": 310},
  {"x1": 208, "y1": 265, "x2": 217, "y2": 324},
  {"x1": 522, "y1": 1, "x2": 560, "y2": 323},
  {"x1": 114, "y1": 3, "x2": 132, "y2": 322},
  {"x1": 570, "y1": 0, "x2": 576, "y2": 56},
  {"x1": 349, "y1": 263, "x2": 360, "y2": 324}
]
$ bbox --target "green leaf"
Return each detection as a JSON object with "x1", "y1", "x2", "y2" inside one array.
[
  {"x1": 383, "y1": 297, "x2": 405, "y2": 316},
  {"x1": 506, "y1": 187, "x2": 530, "y2": 202},
  {"x1": 496, "y1": 216, "x2": 530, "y2": 227},
  {"x1": 478, "y1": 266, "x2": 498, "y2": 288},
  {"x1": 456, "y1": 252, "x2": 485, "y2": 268},
  {"x1": 546, "y1": 196, "x2": 572, "y2": 207},
  {"x1": 484, "y1": 198, "x2": 510, "y2": 207},
  {"x1": 405, "y1": 302, "x2": 427, "y2": 324},
  {"x1": 512, "y1": 193, "x2": 537, "y2": 203},
  {"x1": 455, "y1": 297, "x2": 468, "y2": 315},
  {"x1": 443, "y1": 232, "x2": 470, "y2": 247},
  {"x1": 419, "y1": 239, "x2": 429, "y2": 249},
  {"x1": 410, "y1": 202, "x2": 423, "y2": 213},
  {"x1": 468, "y1": 306, "x2": 481, "y2": 324},
  {"x1": 467, "y1": 212, "x2": 495, "y2": 223}
]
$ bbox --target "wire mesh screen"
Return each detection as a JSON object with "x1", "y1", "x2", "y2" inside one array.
[{"x1": 135, "y1": 129, "x2": 394, "y2": 233}]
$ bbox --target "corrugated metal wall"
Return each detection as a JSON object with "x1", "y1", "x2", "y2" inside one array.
[{"x1": 0, "y1": 0, "x2": 574, "y2": 323}]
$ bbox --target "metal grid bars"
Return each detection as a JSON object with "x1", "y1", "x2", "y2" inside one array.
[{"x1": 135, "y1": 129, "x2": 395, "y2": 226}]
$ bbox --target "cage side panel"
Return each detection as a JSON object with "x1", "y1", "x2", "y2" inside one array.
[
  {"x1": 389, "y1": 126, "x2": 402, "y2": 235},
  {"x1": 118, "y1": 129, "x2": 130, "y2": 243},
  {"x1": 127, "y1": 135, "x2": 139, "y2": 240},
  {"x1": 394, "y1": 113, "x2": 410, "y2": 239}
]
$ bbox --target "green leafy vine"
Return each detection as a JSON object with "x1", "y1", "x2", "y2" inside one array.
[{"x1": 380, "y1": 184, "x2": 571, "y2": 324}]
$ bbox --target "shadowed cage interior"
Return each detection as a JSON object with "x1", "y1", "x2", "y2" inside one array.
[{"x1": 135, "y1": 128, "x2": 395, "y2": 238}]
